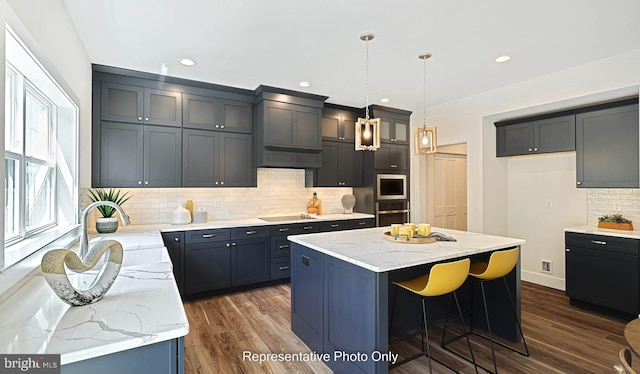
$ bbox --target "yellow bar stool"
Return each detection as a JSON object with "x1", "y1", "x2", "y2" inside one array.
[
  {"x1": 465, "y1": 247, "x2": 530, "y2": 374},
  {"x1": 389, "y1": 258, "x2": 477, "y2": 373}
]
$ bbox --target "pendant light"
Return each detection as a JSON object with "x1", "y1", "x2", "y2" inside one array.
[
  {"x1": 355, "y1": 33, "x2": 380, "y2": 151},
  {"x1": 415, "y1": 53, "x2": 437, "y2": 155}
]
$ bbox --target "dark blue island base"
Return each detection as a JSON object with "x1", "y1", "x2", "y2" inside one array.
[{"x1": 291, "y1": 242, "x2": 522, "y2": 374}]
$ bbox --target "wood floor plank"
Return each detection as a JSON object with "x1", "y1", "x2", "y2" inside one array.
[{"x1": 183, "y1": 281, "x2": 632, "y2": 373}]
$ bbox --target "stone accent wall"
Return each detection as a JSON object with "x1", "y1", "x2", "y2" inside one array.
[
  {"x1": 81, "y1": 168, "x2": 353, "y2": 225},
  {"x1": 587, "y1": 189, "x2": 640, "y2": 226}
]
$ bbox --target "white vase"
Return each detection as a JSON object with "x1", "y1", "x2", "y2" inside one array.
[
  {"x1": 171, "y1": 204, "x2": 191, "y2": 224},
  {"x1": 96, "y1": 217, "x2": 118, "y2": 233}
]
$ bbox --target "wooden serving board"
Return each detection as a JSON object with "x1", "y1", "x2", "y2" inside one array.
[{"x1": 383, "y1": 231, "x2": 438, "y2": 244}]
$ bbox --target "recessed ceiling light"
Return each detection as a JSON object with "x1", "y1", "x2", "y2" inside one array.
[
  {"x1": 298, "y1": 81, "x2": 311, "y2": 88},
  {"x1": 494, "y1": 55, "x2": 511, "y2": 63},
  {"x1": 179, "y1": 58, "x2": 197, "y2": 66},
  {"x1": 380, "y1": 97, "x2": 390, "y2": 103}
]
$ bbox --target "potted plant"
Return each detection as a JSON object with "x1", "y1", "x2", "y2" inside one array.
[
  {"x1": 597, "y1": 213, "x2": 634, "y2": 230},
  {"x1": 88, "y1": 188, "x2": 131, "y2": 233}
]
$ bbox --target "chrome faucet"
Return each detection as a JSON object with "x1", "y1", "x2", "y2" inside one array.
[{"x1": 79, "y1": 201, "x2": 130, "y2": 260}]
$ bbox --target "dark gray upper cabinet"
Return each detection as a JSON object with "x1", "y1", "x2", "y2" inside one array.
[
  {"x1": 183, "y1": 94, "x2": 252, "y2": 133},
  {"x1": 100, "y1": 122, "x2": 181, "y2": 187},
  {"x1": 496, "y1": 115, "x2": 575, "y2": 157},
  {"x1": 101, "y1": 82, "x2": 182, "y2": 127},
  {"x1": 374, "y1": 143, "x2": 409, "y2": 170},
  {"x1": 369, "y1": 105, "x2": 411, "y2": 145},
  {"x1": 183, "y1": 128, "x2": 254, "y2": 187},
  {"x1": 321, "y1": 105, "x2": 361, "y2": 142},
  {"x1": 316, "y1": 141, "x2": 363, "y2": 187},
  {"x1": 576, "y1": 104, "x2": 639, "y2": 188},
  {"x1": 254, "y1": 85, "x2": 328, "y2": 168}
]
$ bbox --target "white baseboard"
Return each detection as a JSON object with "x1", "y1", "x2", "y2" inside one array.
[{"x1": 521, "y1": 270, "x2": 565, "y2": 291}]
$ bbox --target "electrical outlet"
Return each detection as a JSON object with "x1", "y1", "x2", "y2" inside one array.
[
  {"x1": 613, "y1": 201, "x2": 621, "y2": 211},
  {"x1": 541, "y1": 260, "x2": 553, "y2": 274},
  {"x1": 545, "y1": 199, "x2": 552, "y2": 209},
  {"x1": 213, "y1": 200, "x2": 220, "y2": 208}
]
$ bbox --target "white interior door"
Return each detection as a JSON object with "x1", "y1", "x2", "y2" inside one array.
[{"x1": 431, "y1": 153, "x2": 467, "y2": 230}]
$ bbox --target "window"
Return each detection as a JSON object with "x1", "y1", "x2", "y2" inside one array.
[{"x1": 3, "y1": 26, "x2": 78, "y2": 269}]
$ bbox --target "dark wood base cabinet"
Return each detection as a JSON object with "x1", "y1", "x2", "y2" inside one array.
[{"x1": 565, "y1": 232, "x2": 639, "y2": 315}]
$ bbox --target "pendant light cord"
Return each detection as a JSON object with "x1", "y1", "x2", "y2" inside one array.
[
  {"x1": 423, "y1": 55, "x2": 427, "y2": 129},
  {"x1": 365, "y1": 37, "x2": 370, "y2": 120}
]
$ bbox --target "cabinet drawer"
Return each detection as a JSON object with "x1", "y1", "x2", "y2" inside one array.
[
  {"x1": 270, "y1": 222, "x2": 320, "y2": 236},
  {"x1": 230, "y1": 226, "x2": 270, "y2": 240},
  {"x1": 565, "y1": 232, "x2": 639, "y2": 255},
  {"x1": 185, "y1": 229, "x2": 230, "y2": 244},
  {"x1": 271, "y1": 236, "x2": 291, "y2": 258},
  {"x1": 271, "y1": 258, "x2": 291, "y2": 279},
  {"x1": 320, "y1": 220, "x2": 349, "y2": 232},
  {"x1": 350, "y1": 218, "x2": 375, "y2": 229}
]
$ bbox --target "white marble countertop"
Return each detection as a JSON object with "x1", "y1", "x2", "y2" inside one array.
[
  {"x1": 565, "y1": 225, "x2": 640, "y2": 239},
  {"x1": 0, "y1": 230, "x2": 188, "y2": 365},
  {"x1": 157, "y1": 212, "x2": 374, "y2": 232},
  {"x1": 288, "y1": 227, "x2": 526, "y2": 273}
]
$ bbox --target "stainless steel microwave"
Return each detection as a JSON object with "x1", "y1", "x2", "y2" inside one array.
[{"x1": 376, "y1": 174, "x2": 407, "y2": 200}]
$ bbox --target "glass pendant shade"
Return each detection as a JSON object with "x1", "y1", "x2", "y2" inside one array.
[
  {"x1": 355, "y1": 117, "x2": 380, "y2": 150},
  {"x1": 415, "y1": 126, "x2": 437, "y2": 154}
]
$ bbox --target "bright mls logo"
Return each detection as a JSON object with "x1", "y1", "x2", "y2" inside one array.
[{"x1": 1, "y1": 355, "x2": 60, "y2": 373}]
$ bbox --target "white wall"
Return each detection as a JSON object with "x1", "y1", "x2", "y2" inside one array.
[{"x1": 410, "y1": 49, "x2": 640, "y2": 289}]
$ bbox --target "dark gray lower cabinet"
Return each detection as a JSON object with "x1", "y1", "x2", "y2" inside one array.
[
  {"x1": 63, "y1": 337, "x2": 184, "y2": 374},
  {"x1": 161, "y1": 232, "x2": 184, "y2": 295},
  {"x1": 576, "y1": 104, "x2": 639, "y2": 188},
  {"x1": 565, "y1": 232, "x2": 639, "y2": 314},
  {"x1": 184, "y1": 240, "x2": 231, "y2": 294},
  {"x1": 290, "y1": 244, "x2": 324, "y2": 353},
  {"x1": 99, "y1": 122, "x2": 181, "y2": 187},
  {"x1": 230, "y1": 236, "x2": 270, "y2": 286}
]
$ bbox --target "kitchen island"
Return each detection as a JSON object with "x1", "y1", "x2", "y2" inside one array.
[{"x1": 288, "y1": 227, "x2": 525, "y2": 374}]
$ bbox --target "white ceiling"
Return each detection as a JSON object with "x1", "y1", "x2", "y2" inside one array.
[{"x1": 63, "y1": 0, "x2": 640, "y2": 113}]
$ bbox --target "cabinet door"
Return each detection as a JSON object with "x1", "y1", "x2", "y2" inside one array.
[
  {"x1": 390, "y1": 144, "x2": 409, "y2": 170},
  {"x1": 317, "y1": 141, "x2": 340, "y2": 186},
  {"x1": 290, "y1": 244, "x2": 324, "y2": 353},
  {"x1": 230, "y1": 237, "x2": 270, "y2": 286},
  {"x1": 144, "y1": 88, "x2": 182, "y2": 127},
  {"x1": 339, "y1": 142, "x2": 363, "y2": 186},
  {"x1": 392, "y1": 120, "x2": 409, "y2": 144},
  {"x1": 534, "y1": 115, "x2": 575, "y2": 153},
  {"x1": 576, "y1": 104, "x2": 639, "y2": 188},
  {"x1": 182, "y1": 129, "x2": 219, "y2": 187},
  {"x1": 295, "y1": 107, "x2": 322, "y2": 149},
  {"x1": 379, "y1": 118, "x2": 392, "y2": 143},
  {"x1": 374, "y1": 144, "x2": 392, "y2": 169},
  {"x1": 341, "y1": 116, "x2": 357, "y2": 141},
  {"x1": 220, "y1": 133, "x2": 254, "y2": 187},
  {"x1": 321, "y1": 114, "x2": 341, "y2": 140},
  {"x1": 264, "y1": 101, "x2": 295, "y2": 146},
  {"x1": 144, "y1": 125, "x2": 182, "y2": 187},
  {"x1": 184, "y1": 241, "x2": 231, "y2": 294},
  {"x1": 183, "y1": 94, "x2": 218, "y2": 130},
  {"x1": 566, "y1": 246, "x2": 639, "y2": 314},
  {"x1": 161, "y1": 232, "x2": 184, "y2": 295},
  {"x1": 220, "y1": 99, "x2": 252, "y2": 133},
  {"x1": 100, "y1": 82, "x2": 144, "y2": 124},
  {"x1": 100, "y1": 121, "x2": 143, "y2": 187},
  {"x1": 496, "y1": 122, "x2": 534, "y2": 157}
]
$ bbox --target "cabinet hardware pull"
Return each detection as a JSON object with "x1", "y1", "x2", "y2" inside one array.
[
  {"x1": 279, "y1": 266, "x2": 289, "y2": 270},
  {"x1": 534, "y1": 147, "x2": 538, "y2": 151},
  {"x1": 577, "y1": 181, "x2": 582, "y2": 185},
  {"x1": 302, "y1": 255, "x2": 309, "y2": 266},
  {"x1": 279, "y1": 244, "x2": 289, "y2": 249},
  {"x1": 246, "y1": 231, "x2": 257, "y2": 235},
  {"x1": 145, "y1": 117, "x2": 149, "y2": 121},
  {"x1": 174, "y1": 237, "x2": 179, "y2": 242},
  {"x1": 528, "y1": 148, "x2": 532, "y2": 152},
  {"x1": 232, "y1": 242, "x2": 236, "y2": 246},
  {"x1": 220, "y1": 125, "x2": 225, "y2": 129},
  {"x1": 590, "y1": 240, "x2": 607, "y2": 245},
  {"x1": 138, "y1": 116, "x2": 143, "y2": 121},
  {"x1": 215, "y1": 124, "x2": 220, "y2": 128},
  {"x1": 331, "y1": 224, "x2": 339, "y2": 228},
  {"x1": 359, "y1": 222, "x2": 366, "y2": 225},
  {"x1": 220, "y1": 181, "x2": 224, "y2": 185},
  {"x1": 138, "y1": 181, "x2": 142, "y2": 185},
  {"x1": 144, "y1": 181, "x2": 149, "y2": 185},
  {"x1": 303, "y1": 226, "x2": 313, "y2": 230},
  {"x1": 566, "y1": 248, "x2": 570, "y2": 252},
  {"x1": 226, "y1": 243, "x2": 230, "y2": 247},
  {"x1": 279, "y1": 228, "x2": 289, "y2": 232},
  {"x1": 202, "y1": 234, "x2": 215, "y2": 238}
]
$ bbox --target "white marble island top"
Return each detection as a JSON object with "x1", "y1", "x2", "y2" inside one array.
[
  {"x1": 0, "y1": 230, "x2": 188, "y2": 365},
  {"x1": 288, "y1": 227, "x2": 526, "y2": 273}
]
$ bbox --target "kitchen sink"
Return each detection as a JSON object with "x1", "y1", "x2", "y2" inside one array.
[{"x1": 258, "y1": 214, "x2": 317, "y2": 222}]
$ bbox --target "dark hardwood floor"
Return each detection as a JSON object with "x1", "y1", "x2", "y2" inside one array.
[{"x1": 183, "y1": 282, "x2": 632, "y2": 373}]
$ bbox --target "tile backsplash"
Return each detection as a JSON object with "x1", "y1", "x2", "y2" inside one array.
[
  {"x1": 81, "y1": 168, "x2": 354, "y2": 225},
  {"x1": 587, "y1": 189, "x2": 640, "y2": 226}
]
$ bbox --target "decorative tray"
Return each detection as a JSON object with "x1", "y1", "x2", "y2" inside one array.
[{"x1": 383, "y1": 231, "x2": 438, "y2": 244}]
